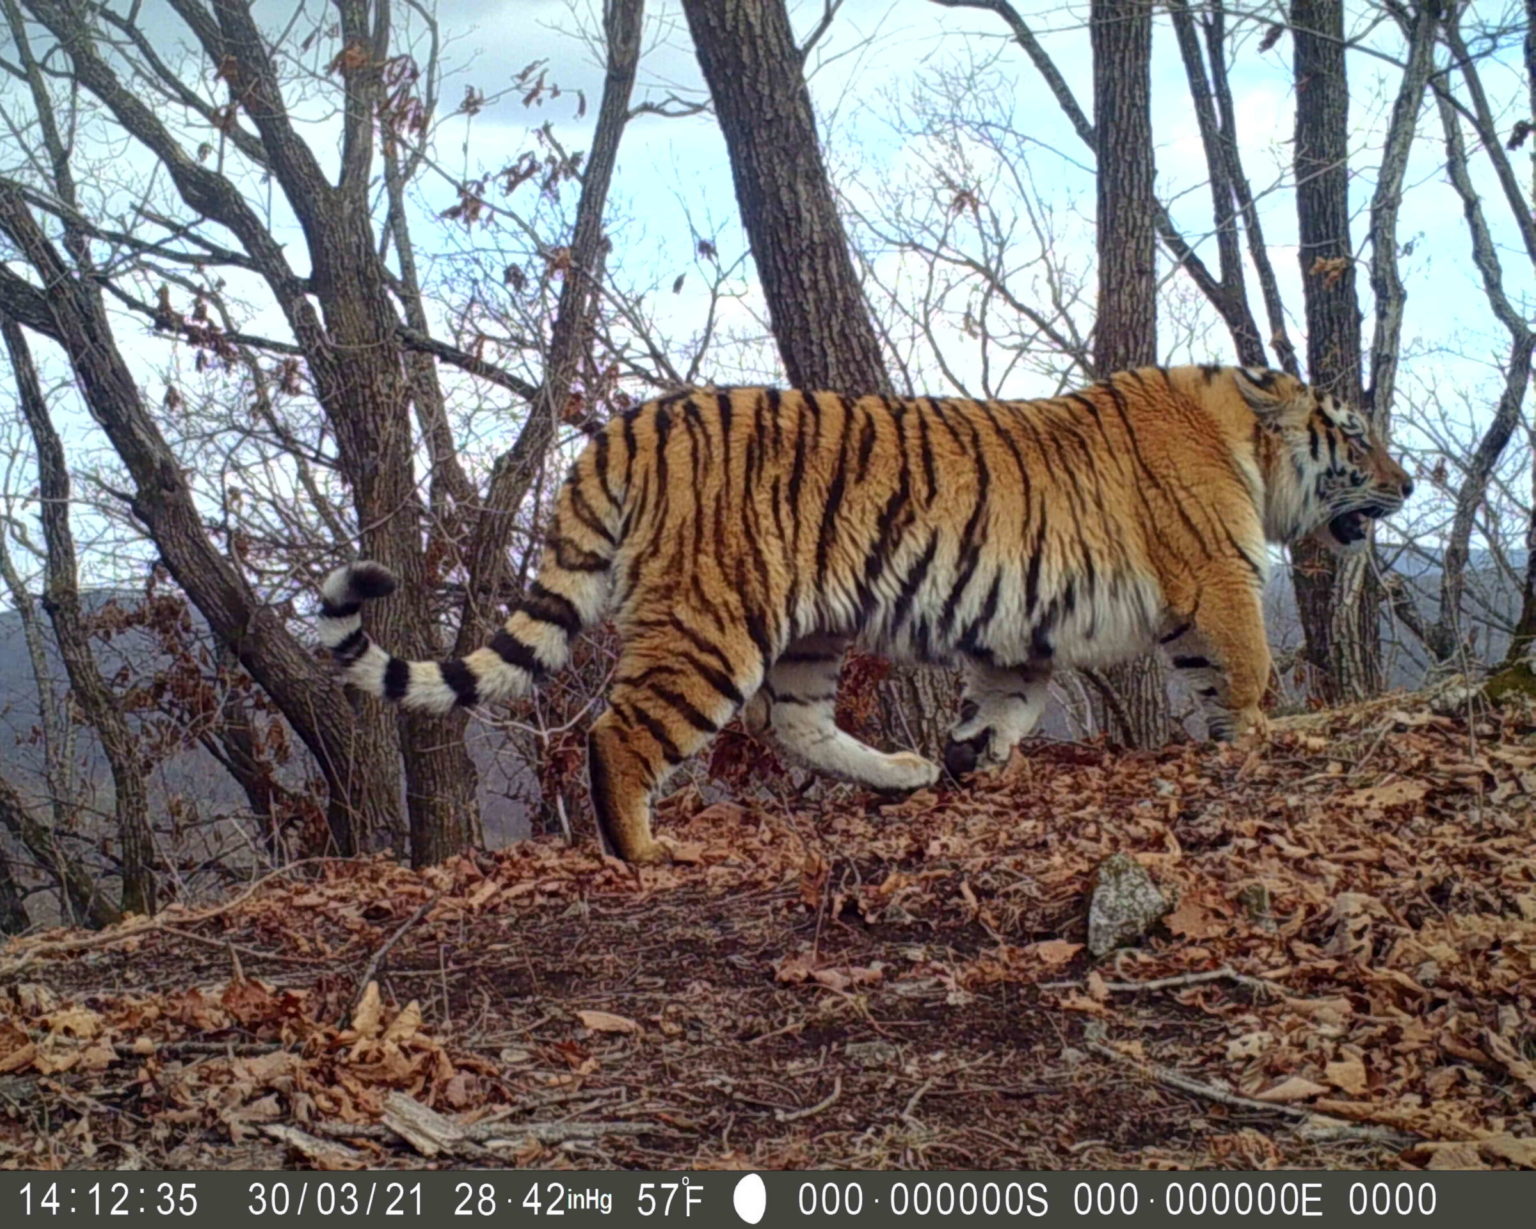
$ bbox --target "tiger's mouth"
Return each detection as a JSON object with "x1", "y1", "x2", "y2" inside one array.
[{"x1": 1327, "y1": 503, "x2": 1391, "y2": 547}]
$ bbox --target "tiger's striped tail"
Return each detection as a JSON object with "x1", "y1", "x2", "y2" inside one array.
[{"x1": 316, "y1": 435, "x2": 626, "y2": 712}]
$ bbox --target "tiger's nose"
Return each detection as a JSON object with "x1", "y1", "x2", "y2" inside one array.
[{"x1": 1400, "y1": 478, "x2": 1414, "y2": 500}]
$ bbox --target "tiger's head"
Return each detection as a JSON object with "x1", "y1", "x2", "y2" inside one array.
[{"x1": 1235, "y1": 368, "x2": 1412, "y2": 554}]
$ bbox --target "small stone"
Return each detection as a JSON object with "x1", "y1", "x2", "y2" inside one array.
[
  {"x1": 1236, "y1": 882, "x2": 1274, "y2": 929},
  {"x1": 845, "y1": 1040, "x2": 899, "y2": 1068},
  {"x1": 1087, "y1": 852, "x2": 1170, "y2": 956}
]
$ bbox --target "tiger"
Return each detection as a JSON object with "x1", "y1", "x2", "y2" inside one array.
[{"x1": 317, "y1": 365, "x2": 1411, "y2": 864}]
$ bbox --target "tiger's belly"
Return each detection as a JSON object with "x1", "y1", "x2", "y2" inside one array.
[{"x1": 853, "y1": 573, "x2": 1167, "y2": 670}]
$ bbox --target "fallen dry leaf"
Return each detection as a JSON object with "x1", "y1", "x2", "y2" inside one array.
[
  {"x1": 1342, "y1": 780, "x2": 1428, "y2": 808},
  {"x1": 1324, "y1": 1056, "x2": 1368, "y2": 1096},
  {"x1": 382, "y1": 1001, "x2": 423, "y2": 1045},
  {"x1": 577, "y1": 1010, "x2": 640, "y2": 1034},
  {"x1": 1419, "y1": 1141, "x2": 1489, "y2": 1171},
  {"x1": 351, "y1": 982, "x2": 383, "y2": 1039},
  {"x1": 1029, "y1": 940, "x2": 1083, "y2": 966},
  {"x1": 1253, "y1": 1076, "x2": 1329, "y2": 1103},
  {"x1": 1165, "y1": 895, "x2": 1230, "y2": 940},
  {"x1": 1478, "y1": 1135, "x2": 1536, "y2": 1169}
]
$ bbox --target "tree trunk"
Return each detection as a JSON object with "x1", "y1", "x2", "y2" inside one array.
[
  {"x1": 1291, "y1": 0, "x2": 1378, "y2": 702},
  {"x1": 1505, "y1": 0, "x2": 1536, "y2": 665},
  {"x1": 178, "y1": 0, "x2": 479, "y2": 862},
  {"x1": 0, "y1": 190, "x2": 403, "y2": 858},
  {"x1": 679, "y1": 0, "x2": 890, "y2": 395},
  {"x1": 0, "y1": 838, "x2": 28, "y2": 935},
  {"x1": 4, "y1": 320, "x2": 157, "y2": 915},
  {"x1": 0, "y1": 768, "x2": 118, "y2": 929},
  {"x1": 1090, "y1": 0, "x2": 1167, "y2": 746}
]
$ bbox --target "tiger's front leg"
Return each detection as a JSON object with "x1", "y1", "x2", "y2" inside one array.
[
  {"x1": 943, "y1": 660, "x2": 1051, "y2": 779},
  {"x1": 1163, "y1": 582, "x2": 1271, "y2": 742}
]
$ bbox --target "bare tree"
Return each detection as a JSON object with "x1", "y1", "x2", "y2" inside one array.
[
  {"x1": 678, "y1": 0, "x2": 891, "y2": 396},
  {"x1": 0, "y1": 0, "x2": 658, "y2": 865},
  {"x1": 3, "y1": 320, "x2": 156, "y2": 914},
  {"x1": 456, "y1": 0, "x2": 646, "y2": 650},
  {"x1": 1086, "y1": 0, "x2": 1167, "y2": 746}
]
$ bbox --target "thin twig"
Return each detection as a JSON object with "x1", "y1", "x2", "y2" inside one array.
[
  {"x1": 901, "y1": 1077, "x2": 935, "y2": 1125},
  {"x1": 152, "y1": 1040, "x2": 287, "y2": 1057},
  {"x1": 1040, "y1": 967, "x2": 1286, "y2": 997},
  {"x1": 310, "y1": 1119, "x2": 665, "y2": 1144},
  {"x1": 1087, "y1": 1039, "x2": 1309, "y2": 1118},
  {"x1": 1085, "y1": 1040, "x2": 1412, "y2": 1146},
  {"x1": 775, "y1": 1076, "x2": 843, "y2": 1123},
  {"x1": 347, "y1": 893, "x2": 442, "y2": 1024},
  {"x1": 158, "y1": 925, "x2": 339, "y2": 966}
]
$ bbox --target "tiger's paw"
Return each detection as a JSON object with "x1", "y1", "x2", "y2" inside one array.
[
  {"x1": 1235, "y1": 709, "x2": 1271, "y2": 746},
  {"x1": 619, "y1": 837, "x2": 675, "y2": 866},
  {"x1": 867, "y1": 751, "x2": 941, "y2": 795}
]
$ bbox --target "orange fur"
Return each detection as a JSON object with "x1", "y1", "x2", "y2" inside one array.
[{"x1": 318, "y1": 366, "x2": 1411, "y2": 862}]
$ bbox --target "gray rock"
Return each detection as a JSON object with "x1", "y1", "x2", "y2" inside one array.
[
  {"x1": 1087, "y1": 852, "x2": 1169, "y2": 956},
  {"x1": 845, "y1": 1040, "x2": 900, "y2": 1068},
  {"x1": 1236, "y1": 881, "x2": 1274, "y2": 930}
]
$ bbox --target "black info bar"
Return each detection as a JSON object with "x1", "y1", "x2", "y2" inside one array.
[{"x1": 0, "y1": 1171, "x2": 1515, "y2": 1228}]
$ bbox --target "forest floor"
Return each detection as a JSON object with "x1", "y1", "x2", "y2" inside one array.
[{"x1": 2, "y1": 684, "x2": 1534, "y2": 1172}]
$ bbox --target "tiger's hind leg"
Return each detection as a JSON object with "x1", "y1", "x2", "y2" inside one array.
[
  {"x1": 743, "y1": 635, "x2": 940, "y2": 791},
  {"x1": 588, "y1": 626, "x2": 763, "y2": 864},
  {"x1": 943, "y1": 660, "x2": 1051, "y2": 779}
]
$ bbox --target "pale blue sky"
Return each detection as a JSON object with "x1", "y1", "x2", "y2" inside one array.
[{"x1": 1, "y1": 0, "x2": 1531, "y2": 597}]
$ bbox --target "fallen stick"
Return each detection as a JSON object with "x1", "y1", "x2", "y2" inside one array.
[
  {"x1": 1085, "y1": 1041, "x2": 1413, "y2": 1145},
  {"x1": 1085, "y1": 1040, "x2": 1310, "y2": 1118},
  {"x1": 263, "y1": 1124, "x2": 366, "y2": 1169},
  {"x1": 345, "y1": 894, "x2": 442, "y2": 1025},
  {"x1": 775, "y1": 1076, "x2": 843, "y2": 1124},
  {"x1": 311, "y1": 1119, "x2": 666, "y2": 1145},
  {"x1": 1041, "y1": 967, "x2": 1285, "y2": 997}
]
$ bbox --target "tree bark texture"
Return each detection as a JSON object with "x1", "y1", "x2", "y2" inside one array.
[
  {"x1": 1291, "y1": 0, "x2": 1379, "y2": 702},
  {"x1": 1091, "y1": 0, "x2": 1168, "y2": 746},
  {"x1": 1506, "y1": 0, "x2": 1536, "y2": 665},
  {"x1": 679, "y1": 0, "x2": 891, "y2": 395},
  {"x1": 0, "y1": 838, "x2": 27, "y2": 935}
]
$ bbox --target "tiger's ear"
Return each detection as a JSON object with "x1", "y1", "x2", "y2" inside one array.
[{"x1": 1234, "y1": 368, "x2": 1312, "y2": 423}]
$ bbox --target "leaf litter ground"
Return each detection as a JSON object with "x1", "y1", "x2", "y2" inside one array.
[{"x1": 2, "y1": 690, "x2": 1534, "y2": 1171}]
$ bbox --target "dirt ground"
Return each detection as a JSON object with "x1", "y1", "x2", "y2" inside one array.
[{"x1": 2, "y1": 687, "x2": 1534, "y2": 1172}]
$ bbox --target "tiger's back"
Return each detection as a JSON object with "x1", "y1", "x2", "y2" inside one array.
[
  {"x1": 318, "y1": 365, "x2": 1412, "y2": 863},
  {"x1": 604, "y1": 371, "x2": 1266, "y2": 673}
]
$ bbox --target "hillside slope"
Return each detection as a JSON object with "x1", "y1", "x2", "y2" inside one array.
[{"x1": 2, "y1": 688, "x2": 1533, "y2": 1171}]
